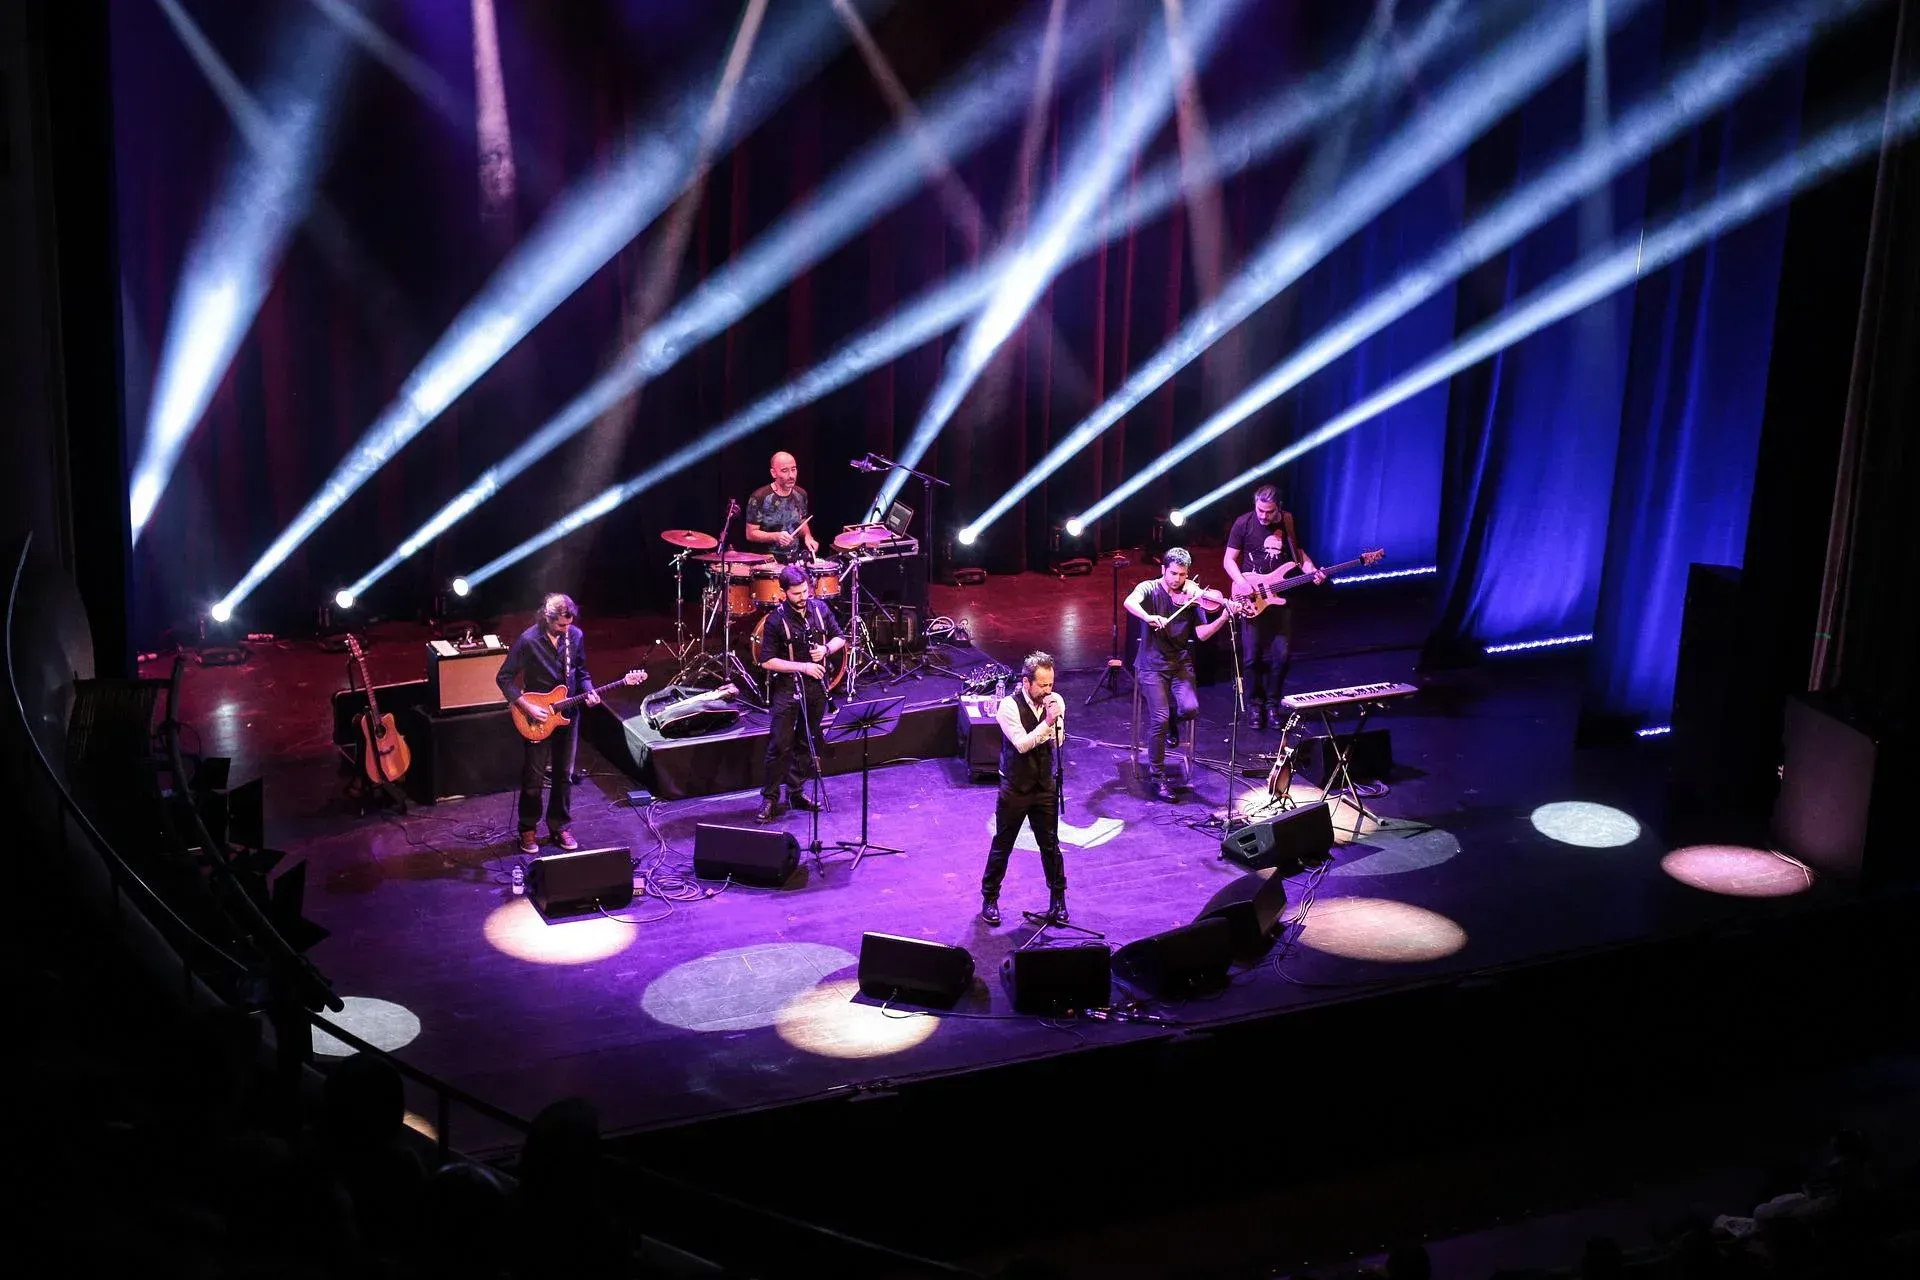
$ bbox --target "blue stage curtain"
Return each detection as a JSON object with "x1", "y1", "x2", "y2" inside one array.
[
  {"x1": 1425, "y1": 8, "x2": 1664, "y2": 662},
  {"x1": 1581, "y1": 47, "x2": 1803, "y2": 732},
  {"x1": 1293, "y1": 159, "x2": 1461, "y2": 575}
]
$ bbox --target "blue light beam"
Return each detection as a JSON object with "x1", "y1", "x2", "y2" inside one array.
[
  {"x1": 347, "y1": 0, "x2": 1130, "y2": 600},
  {"x1": 1073, "y1": 0, "x2": 1875, "y2": 529},
  {"x1": 962, "y1": 0, "x2": 1651, "y2": 543},
  {"x1": 130, "y1": 0, "x2": 351, "y2": 541},
  {"x1": 873, "y1": 0, "x2": 1242, "y2": 516},
  {"x1": 1176, "y1": 83, "x2": 1920, "y2": 521},
  {"x1": 212, "y1": 3, "x2": 851, "y2": 616}
]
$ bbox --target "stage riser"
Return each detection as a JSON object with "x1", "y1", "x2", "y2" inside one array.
[{"x1": 585, "y1": 697, "x2": 963, "y2": 800}]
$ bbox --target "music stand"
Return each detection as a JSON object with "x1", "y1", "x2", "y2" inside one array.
[{"x1": 820, "y1": 695, "x2": 907, "y2": 871}]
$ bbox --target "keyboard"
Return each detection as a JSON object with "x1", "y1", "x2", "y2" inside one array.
[{"x1": 1281, "y1": 681, "x2": 1419, "y2": 711}]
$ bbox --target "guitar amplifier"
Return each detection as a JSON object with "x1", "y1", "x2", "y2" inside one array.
[{"x1": 427, "y1": 638, "x2": 508, "y2": 711}]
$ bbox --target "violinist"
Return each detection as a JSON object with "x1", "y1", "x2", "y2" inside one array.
[{"x1": 1124, "y1": 547, "x2": 1236, "y2": 803}]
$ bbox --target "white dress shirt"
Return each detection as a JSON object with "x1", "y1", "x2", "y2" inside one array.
[{"x1": 996, "y1": 687, "x2": 1062, "y2": 753}]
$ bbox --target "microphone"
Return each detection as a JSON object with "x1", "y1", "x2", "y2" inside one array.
[{"x1": 849, "y1": 455, "x2": 877, "y2": 472}]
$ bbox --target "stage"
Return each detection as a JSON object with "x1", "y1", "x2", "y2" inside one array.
[{"x1": 148, "y1": 567, "x2": 1841, "y2": 1175}]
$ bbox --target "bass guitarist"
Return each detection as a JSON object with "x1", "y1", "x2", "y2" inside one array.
[
  {"x1": 498, "y1": 593, "x2": 598, "y2": 854},
  {"x1": 755, "y1": 564, "x2": 846, "y2": 823},
  {"x1": 1222, "y1": 485, "x2": 1323, "y2": 729}
]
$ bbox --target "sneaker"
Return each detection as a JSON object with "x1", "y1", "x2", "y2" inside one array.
[
  {"x1": 518, "y1": 830, "x2": 539, "y2": 854},
  {"x1": 554, "y1": 828, "x2": 579, "y2": 852}
]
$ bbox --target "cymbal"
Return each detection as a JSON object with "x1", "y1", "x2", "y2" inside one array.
[
  {"x1": 692, "y1": 549, "x2": 769, "y2": 564},
  {"x1": 833, "y1": 526, "x2": 895, "y2": 549},
  {"x1": 661, "y1": 528, "x2": 718, "y2": 550}
]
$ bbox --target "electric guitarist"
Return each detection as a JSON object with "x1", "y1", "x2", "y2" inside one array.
[
  {"x1": 1222, "y1": 484, "x2": 1323, "y2": 730},
  {"x1": 497, "y1": 593, "x2": 618, "y2": 855}
]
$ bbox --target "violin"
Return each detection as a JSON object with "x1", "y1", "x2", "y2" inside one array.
[{"x1": 1164, "y1": 583, "x2": 1245, "y2": 623}]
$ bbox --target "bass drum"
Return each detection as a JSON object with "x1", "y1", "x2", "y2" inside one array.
[{"x1": 750, "y1": 612, "x2": 847, "y2": 693}]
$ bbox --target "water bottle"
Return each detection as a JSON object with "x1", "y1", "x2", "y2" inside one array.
[
  {"x1": 995, "y1": 671, "x2": 1006, "y2": 698},
  {"x1": 511, "y1": 863, "x2": 525, "y2": 895}
]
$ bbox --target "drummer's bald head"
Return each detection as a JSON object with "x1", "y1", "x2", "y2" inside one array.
[{"x1": 770, "y1": 451, "x2": 796, "y2": 472}]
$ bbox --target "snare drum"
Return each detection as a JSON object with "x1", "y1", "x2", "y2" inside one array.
[
  {"x1": 751, "y1": 564, "x2": 784, "y2": 608},
  {"x1": 723, "y1": 562, "x2": 757, "y2": 618},
  {"x1": 806, "y1": 557, "x2": 842, "y2": 599}
]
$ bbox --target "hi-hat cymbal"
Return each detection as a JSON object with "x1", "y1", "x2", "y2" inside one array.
[
  {"x1": 692, "y1": 549, "x2": 770, "y2": 564},
  {"x1": 833, "y1": 526, "x2": 894, "y2": 550},
  {"x1": 661, "y1": 528, "x2": 718, "y2": 549}
]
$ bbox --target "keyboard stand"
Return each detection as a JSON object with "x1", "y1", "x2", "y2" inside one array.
[{"x1": 1306, "y1": 701, "x2": 1379, "y2": 840}]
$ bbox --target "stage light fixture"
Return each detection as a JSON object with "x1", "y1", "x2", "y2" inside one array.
[
  {"x1": 449, "y1": 0, "x2": 1477, "y2": 586},
  {"x1": 1485, "y1": 634, "x2": 1593, "y2": 654},
  {"x1": 1064, "y1": 518, "x2": 1085, "y2": 538},
  {"x1": 956, "y1": 528, "x2": 978, "y2": 547},
  {"x1": 349, "y1": 2, "x2": 1122, "y2": 601},
  {"x1": 1635, "y1": 724, "x2": 1672, "y2": 738},
  {"x1": 208, "y1": 5, "x2": 850, "y2": 616},
  {"x1": 1072, "y1": 0, "x2": 1872, "y2": 531},
  {"x1": 1333, "y1": 565, "x2": 1436, "y2": 585},
  {"x1": 1166, "y1": 510, "x2": 1186, "y2": 528},
  {"x1": 1176, "y1": 84, "x2": 1920, "y2": 522},
  {"x1": 333, "y1": 589, "x2": 355, "y2": 610},
  {"x1": 960, "y1": 0, "x2": 1649, "y2": 544},
  {"x1": 131, "y1": 0, "x2": 349, "y2": 542},
  {"x1": 451, "y1": 577, "x2": 471, "y2": 598},
  {"x1": 209, "y1": 602, "x2": 233, "y2": 624}
]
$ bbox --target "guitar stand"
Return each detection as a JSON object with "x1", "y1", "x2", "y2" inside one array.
[{"x1": 344, "y1": 768, "x2": 408, "y2": 818}]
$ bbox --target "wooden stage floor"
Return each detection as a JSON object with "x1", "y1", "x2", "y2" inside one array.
[{"x1": 144, "y1": 567, "x2": 1830, "y2": 1157}]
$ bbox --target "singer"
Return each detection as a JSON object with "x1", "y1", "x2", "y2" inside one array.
[
  {"x1": 979, "y1": 651, "x2": 1069, "y2": 926},
  {"x1": 755, "y1": 564, "x2": 846, "y2": 823}
]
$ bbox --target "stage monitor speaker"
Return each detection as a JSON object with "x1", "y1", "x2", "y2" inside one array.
[
  {"x1": 957, "y1": 698, "x2": 1003, "y2": 782},
  {"x1": 428, "y1": 644, "x2": 509, "y2": 712},
  {"x1": 527, "y1": 847, "x2": 633, "y2": 918},
  {"x1": 1001, "y1": 944, "x2": 1111, "y2": 1014},
  {"x1": 1112, "y1": 916, "x2": 1233, "y2": 997},
  {"x1": 693, "y1": 823, "x2": 799, "y2": 886},
  {"x1": 1197, "y1": 870, "x2": 1293, "y2": 960},
  {"x1": 1219, "y1": 801, "x2": 1334, "y2": 872},
  {"x1": 858, "y1": 933, "x2": 975, "y2": 1007},
  {"x1": 1302, "y1": 728, "x2": 1394, "y2": 786}
]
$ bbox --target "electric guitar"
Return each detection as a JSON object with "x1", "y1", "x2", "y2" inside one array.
[
  {"x1": 649, "y1": 683, "x2": 742, "y2": 739},
  {"x1": 511, "y1": 669, "x2": 646, "y2": 742},
  {"x1": 1265, "y1": 710, "x2": 1304, "y2": 798},
  {"x1": 346, "y1": 635, "x2": 412, "y2": 785},
  {"x1": 1233, "y1": 549, "x2": 1386, "y2": 617}
]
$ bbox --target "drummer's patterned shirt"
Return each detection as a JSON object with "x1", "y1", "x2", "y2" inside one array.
[{"x1": 745, "y1": 483, "x2": 810, "y2": 562}]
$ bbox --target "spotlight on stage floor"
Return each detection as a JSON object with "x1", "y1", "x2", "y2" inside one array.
[
  {"x1": 1660, "y1": 845, "x2": 1814, "y2": 899},
  {"x1": 1530, "y1": 800, "x2": 1641, "y2": 849},
  {"x1": 311, "y1": 996, "x2": 422, "y2": 1057}
]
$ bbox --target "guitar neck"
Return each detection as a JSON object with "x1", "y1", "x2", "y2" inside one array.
[
  {"x1": 553, "y1": 678, "x2": 626, "y2": 711},
  {"x1": 350, "y1": 644, "x2": 381, "y2": 719}
]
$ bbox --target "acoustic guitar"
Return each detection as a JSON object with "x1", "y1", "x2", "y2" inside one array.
[
  {"x1": 1232, "y1": 549, "x2": 1386, "y2": 618},
  {"x1": 1265, "y1": 710, "x2": 1304, "y2": 798},
  {"x1": 346, "y1": 635, "x2": 411, "y2": 785},
  {"x1": 511, "y1": 669, "x2": 646, "y2": 743}
]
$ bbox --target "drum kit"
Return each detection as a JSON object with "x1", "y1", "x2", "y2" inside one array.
[{"x1": 655, "y1": 516, "x2": 923, "y2": 705}]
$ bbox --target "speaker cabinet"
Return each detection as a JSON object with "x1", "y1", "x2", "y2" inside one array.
[
  {"x1": 1219, "y1": 801, "x2": 1334, "y2": 871},
  {"x1": 858, "y1": 933, "x2": 975, "y2": 1007},
  {"x1": 1112, "y1": 916, "x2": 1233, "y2": 996},
  {"x1": 429, "y1": 646, "x2": 509, "y2": 712},
  {"x1": 693, "y1": 823, "x2": 799, "y2": 886},
  {"x1": 1001, "y1": 944, "x2": 1111, "y2": 1014},
  {"x1": 1197, "y1": 870, "x2": 1292, "y2": 960},
  {"x1": 1300, "y1": 728, "x2": 1394, "y2": 786},
  {"x1": 397, "y1": 706, "x2": 524, "y2": 804},
  {"x1": 957, "y1": 698, "x2": 1003, "y2": 782},
  {"x1": 1773, "y1": 692, "x2": 1911, "y2": 888},
  {"x1": 527, "y1": 847, "x2": 633, "y2": 917}
]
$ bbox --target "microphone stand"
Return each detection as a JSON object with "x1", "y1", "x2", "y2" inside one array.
[
  {"x1": 864, "y1": 451, "x2": 950, "y2": 608},
  {"x1": 1190, "y1": 604, "x2": 1259, "y2": 834},
  {"x1": 1021, "y1": 701, "x2": 1103, "y2": 940},
  {"x1": 784, "y1": 601, "x2": 830, "y2": 873}
]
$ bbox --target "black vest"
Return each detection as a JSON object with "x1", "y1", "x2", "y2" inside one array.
[{"x1": 999, "y1": 692, "x2": 1057, "y2": 795}]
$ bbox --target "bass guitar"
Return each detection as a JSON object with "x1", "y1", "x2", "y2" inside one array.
[
  {"x1": 511, "y1": 668, "x2": 646, "y2": 743},
  {"x1": 346, "y1": 635, "x2": 412, "y2": 785},
  {"x1": 1233, "y1": 548, "x2": 1386, "y2": 617}
]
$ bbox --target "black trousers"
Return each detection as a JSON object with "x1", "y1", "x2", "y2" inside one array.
[
  {"x1": 517, "y1": 725, "x2": 574, "y2": 833},
  {"x1": 1137, "y1": 657, "x2": 1199, "y2": 771},
  {"x1": 762, "y1": 676, "x2": 827, "y2": 800},
  {"x1": 982, "y1": 786, "x2": 1065, "y2": 898},
  {"x1": 1240, "y1": 608, "x2": 1294, "y2": 704}
]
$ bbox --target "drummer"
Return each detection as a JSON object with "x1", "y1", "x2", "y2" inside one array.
[{"x1": 744, "y1": 451, "x2": 818, "y2": 564}]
